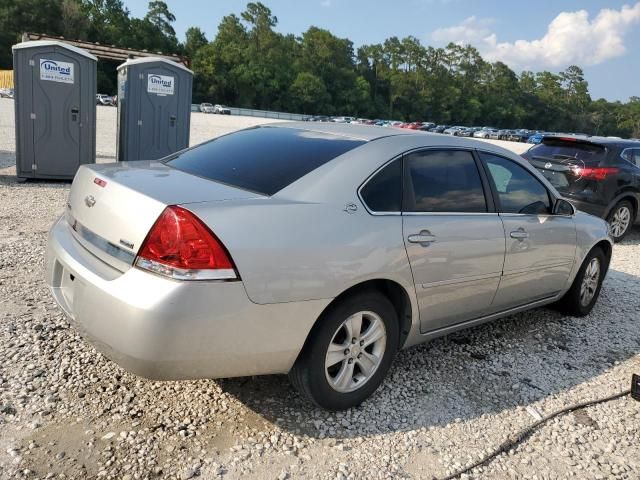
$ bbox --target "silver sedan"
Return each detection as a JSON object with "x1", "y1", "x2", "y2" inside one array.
[{"x1": 46, "y1": 123, "x2": 613, "y2": 410}]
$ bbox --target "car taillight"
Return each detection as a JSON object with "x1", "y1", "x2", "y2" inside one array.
[
  {"x1": 572, "y1": 166, "x2": 619, "y2": 181},
  {"x1": 135, "y1": 206, "x2": 238, "y2": 281}
]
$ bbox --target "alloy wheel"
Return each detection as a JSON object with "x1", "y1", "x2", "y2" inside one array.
[
  {"x1": 579, "y1": 257, "x2": 601, "y2": 307},
  {"x1": 324, "y1": 311, "x2": 387, "y2": 393},
  {"x1": 609, "y1": 206, "x2": 631, "y2": 239}
]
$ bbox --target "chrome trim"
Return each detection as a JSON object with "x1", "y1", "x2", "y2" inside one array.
[
  {"x1": 403, "y1": 211, "x2": 497, "y2": 216},
  {"x1": 421, "y1": 271, "x2": 502, "y2": 289},
  {"x1": 66, "y1": 212, "x2": 136, "y2": 266},
  {"x1": 356, "y1": 154, "x2": 403, "y2": 216},
  {"x1": 502, "y1": 262, "x2": 574, "y2": 276},
  {"x1": 135, "y1": 257, "x2": 238, "y2": 281}
]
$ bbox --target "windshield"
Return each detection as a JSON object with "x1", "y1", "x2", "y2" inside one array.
[{"x1": 529, "y1": 139, "x2": 606, "y2": 164}]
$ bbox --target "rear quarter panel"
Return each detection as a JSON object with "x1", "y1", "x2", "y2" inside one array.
[{"x1": 187, "y1": 198, "x2": 415, "y2": 305}]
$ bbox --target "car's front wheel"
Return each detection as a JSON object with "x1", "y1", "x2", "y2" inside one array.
[
  {"x1": 607, "y1": 200, "x2": 634, "y2": 242},
  {"x1": 289, "y1": 291, "x2": 399, "y2": 410}
]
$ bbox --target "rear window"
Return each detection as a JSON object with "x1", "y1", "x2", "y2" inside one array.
[
  {"x1": 528, "y1": 139, "x2": 606, "y2": 164},
  {"x1": 166, "y1": 127, "x2": 364, "y2": 195}
]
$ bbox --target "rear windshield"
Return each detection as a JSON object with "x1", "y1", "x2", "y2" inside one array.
[
  {"x1": 528, "y1": 139, "x2": 606, "y2": 163},
  {"x1": 166, "y1": 127, "x2": 364, "y2": 195}
]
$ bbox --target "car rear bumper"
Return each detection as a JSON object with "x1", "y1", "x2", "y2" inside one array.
[{"x1": 46, "y1": 215, "x2": 330, "y2": 380}]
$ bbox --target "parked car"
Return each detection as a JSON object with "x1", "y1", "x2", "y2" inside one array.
[
  {"x1": 331, "y1": 116, "x2": 355, "y2": 123},
  {"x1": 443, "y1": 126, "x2": 465, "y2": 135},
  {"x1": 456, "y1": 128, "x2": 474, "y2": 137},
  {"x1": 522, "y1": 135, "x2": 640, "y2": 241},
  {"x1": 96, "y1": 94, "x2": 113, "y2": 106},
  {"x1": 214, "y1": 104, "x2": 231, "y2": 115},
  {"x1": 474, "y1": 128, "x2": 498, "y2": 139},
  {"x1": 488, "y1": 130, "x2": 502, "y2": 140},
  {"x1": 47, "y1": 123, "x2": 612, "y2": 410},
  {"x1": 199, "y1": 103, "x2": 215, "y2": 114},
  {"x1": 428, "y1": 125, "x2": 449, "y2": 134},
  {"x1": 308, "y1": 115, "x2": 331, "y2": 122},
  {"x1": 528, "y1": 132, "x2": 553, "y2": 144},
  {"x1": 507, "y1": 129, "x2": 534, "y2": 142},
  {"x1": 419, "y1": 122, "x2": 436, "y2": 131},
  {"x1": 0, "y1": 88, "x2": 14, "y2": 99}
]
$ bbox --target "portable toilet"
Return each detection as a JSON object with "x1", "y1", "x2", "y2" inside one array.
[
  {"x1": 12, "y1": 40, "x2": 97, "y2": 180},
  {"x1": 116, "y1": 57, "x2": 192, "y2": 162}
]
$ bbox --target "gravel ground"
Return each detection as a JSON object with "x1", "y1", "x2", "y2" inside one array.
[{"x1": 0, "y1": 98, "x2": 639, "y2": 480}]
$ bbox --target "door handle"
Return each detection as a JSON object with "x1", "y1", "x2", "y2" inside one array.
[
  {"x1": 510, "y1": 229, "x2": 529, "y2": 240},
  {"x1": 407, "y1": 231, "x2": 436, "y2": 245},
  {"x1": 169, "y1": 115, "x2": 176, "y2": 127},
  {"x1": 71, "y1": 107, "x2": 79, "y2": 122}
]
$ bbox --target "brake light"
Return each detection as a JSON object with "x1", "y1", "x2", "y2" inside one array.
[
  {"x1": 135, "y1": 206, "x2": 238, "y2": 280},
  {"x1": 572, "y1": 166, "x2": 619, "y2": 181}
]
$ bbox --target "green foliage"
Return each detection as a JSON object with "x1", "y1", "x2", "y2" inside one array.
[{"x1": 0, "y1": 1, "x2": 637, "y2": 136}]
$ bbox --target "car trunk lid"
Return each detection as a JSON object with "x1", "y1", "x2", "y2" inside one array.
[{"x1": 66, "y1": 161, "x2": 262, "y2": 272}]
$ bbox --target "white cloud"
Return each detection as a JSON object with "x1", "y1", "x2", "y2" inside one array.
[
  {"x1": 431, "y1": 16, "x2": 495, "y2": 45},
  {"x1": 431, "y1": 2, "x2": 640, "y2": 69},
  {"x1": 320, "y1": 0, "x2": 331, "y2": 7}
]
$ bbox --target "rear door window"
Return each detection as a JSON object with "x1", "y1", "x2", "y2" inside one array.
[
  {"x1": 166, "y1": 127, "x2": 364, "y2": 195},
  {"x1": 360, "y1": 159, "x2": 402, "y2": 212},
  {"x1": 403, "y1": 150, "x2": 487, "y2": 213}
]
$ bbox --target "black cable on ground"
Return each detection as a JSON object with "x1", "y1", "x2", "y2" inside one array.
[{"x1": 440, "y1": 389, "x2": 632, "y2": 480}]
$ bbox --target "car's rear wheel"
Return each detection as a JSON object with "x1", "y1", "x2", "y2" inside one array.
[
  {"x1": 607, "y1": 200, "x2": 634, "y2": 242},
  {"x1": 555, "y1": 247, "x2": 606, "y2": 316},
  {"x1": 289, "y1": 291, "x2": 399, "y2": 410}
]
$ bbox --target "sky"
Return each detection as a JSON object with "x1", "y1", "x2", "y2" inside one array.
[{"x1": 124, "y1": 0, "x2": 640, "y2": 102}]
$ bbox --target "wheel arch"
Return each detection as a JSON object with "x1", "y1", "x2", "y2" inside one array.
[
  {"x1": 604, "y1": 192, "x2": 639, "y2": 222},
  {"x1": 296, "y1": 279, "x2": 417, "y2": 365},
  {"x1": 593, "y1": 239, "x2": 613, "y2": 274}
]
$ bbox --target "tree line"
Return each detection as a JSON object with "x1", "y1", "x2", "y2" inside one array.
[{"x1": 1, "y1": 0, "x2": 639, "y2": 137}]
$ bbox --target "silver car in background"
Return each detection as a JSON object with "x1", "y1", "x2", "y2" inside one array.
[{"x1": 46, "y1": 124, "x2": 613, "y2": 410}]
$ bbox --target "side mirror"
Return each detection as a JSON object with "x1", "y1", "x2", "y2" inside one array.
[{"x1": 553, "y1": 198, "x2": 575, "y2": 216}]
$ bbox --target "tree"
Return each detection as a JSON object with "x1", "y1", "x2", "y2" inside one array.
[
  {"x1": 290, "y1": 72, "x2": 328, "y2": 113},
  {"x1": 145, "y1": 1, "x2": 176, "y2": 40},
  {"x1": 0, "y1": 0, "x2": 64, "y2": 67},
  {"x1": 0, "y1": 1, "x2": 636, "y2": 137},
  {"x1": 184, "y1": 26, "x2": 207, "y2": 59}
]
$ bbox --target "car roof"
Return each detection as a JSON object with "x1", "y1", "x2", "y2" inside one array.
[
  {"x1": 261, "y1": 123, "x2": 525, "y2": 160},
  {"x1": 542, "y1": 135, "x2": 640, "y2": 148},
  {"x1": 267, "y1": 121, "x2": 417, "y2": 141}
]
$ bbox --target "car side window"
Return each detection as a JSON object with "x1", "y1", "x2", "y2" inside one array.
[
  {"x1": 622, "y1": 148, "x2": 640, "y2": 168},
  {"x1": 360, "y1": 159, "x2": 402, "y2": 212},
  {"x1": 480, "y1": 152, "x2": 551, "y2": 215},
  {"x1": 403, "y1": 150, "x2": 487, "y2": 213}
]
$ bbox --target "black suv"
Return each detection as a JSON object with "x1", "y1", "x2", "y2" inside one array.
[{"x1": 522, "y1": 136, "x2": 640, "y2": 241}]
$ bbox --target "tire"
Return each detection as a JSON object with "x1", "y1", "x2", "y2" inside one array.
[
  {"x1": 555, "y1": 247, "x2": 606, "y2": 317},
  {"x1": 607, "y1": 200, "x2": 634, "y2": 242},
  {"x1": 289, "y1": 290, "x2": 399, "y2": 410}
]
